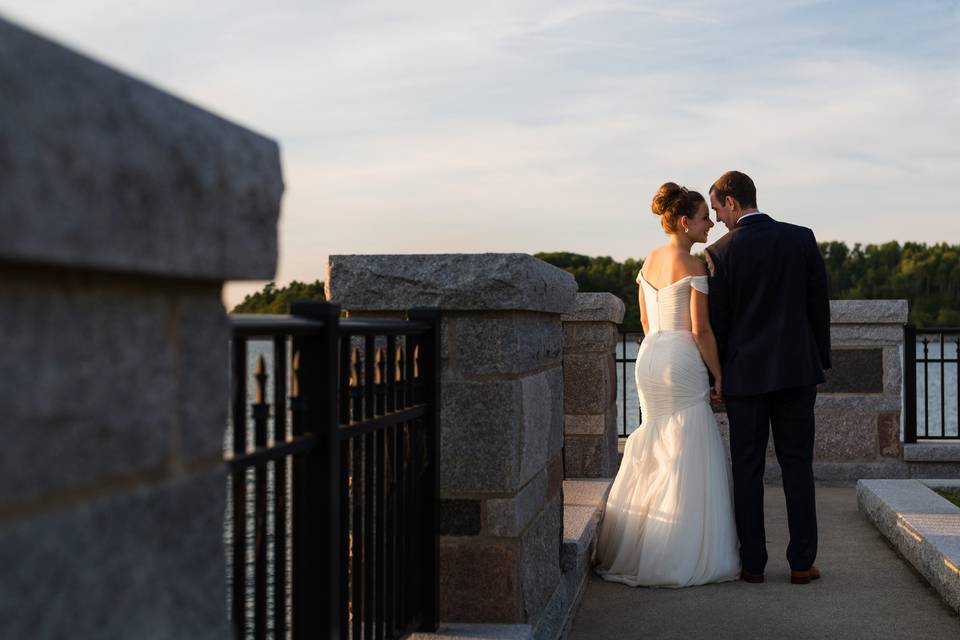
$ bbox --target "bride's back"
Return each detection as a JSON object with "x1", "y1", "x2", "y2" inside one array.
[
  {"x1": 640, "y1": 245, "x2": 705, "y2": 290},
  {"x1": 639, "y1": 245, "x2": 707, "y2": 334}
]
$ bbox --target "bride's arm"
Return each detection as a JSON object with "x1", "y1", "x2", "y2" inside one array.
[
  {"x1": 690, "y1": 289, "x2": 722, "y2": 395},
  {"x1": 638, "y1": 282, "x2": 650, "y2": 335}
]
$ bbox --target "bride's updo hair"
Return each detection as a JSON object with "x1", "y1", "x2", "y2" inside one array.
[{"x1": 651, "y1": 182, "x2": 705, "y2": 234}]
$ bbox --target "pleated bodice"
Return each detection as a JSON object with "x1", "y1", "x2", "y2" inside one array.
[{"x1": 637, "y1": 272, "x2": 708, "y2": 334}]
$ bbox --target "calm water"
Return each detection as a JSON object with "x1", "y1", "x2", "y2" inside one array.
[{"x1": 615, "y1": 336, "x2": 959, "y2": 438}]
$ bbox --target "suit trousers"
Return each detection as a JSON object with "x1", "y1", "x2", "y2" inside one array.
[{"x1": 725, "y1": 385, "x2": 818, "y2": 573}]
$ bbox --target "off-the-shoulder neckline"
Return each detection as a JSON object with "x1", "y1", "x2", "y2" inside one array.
[{"x1": 637, "y1": 271, "x2": 704, "y2": 292}]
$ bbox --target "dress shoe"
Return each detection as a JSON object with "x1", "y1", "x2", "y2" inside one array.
[
  {"x1": 740, "y1": 570, "x2": 765, "y2": 583},
  {"x1": 790, "y1": 565, "x2": 821, "y2": 585}
]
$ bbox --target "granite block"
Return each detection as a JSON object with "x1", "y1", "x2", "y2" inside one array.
[
  {"x1": 519, "y1": 494, "x2": 562, "y2": 624},
  {"x1": 440, "y1": 499, "x2": 482, "y2": 536},
  {"x1": 814, "y1": 412, "x2": 878, "y2": 461},
  {"x1": 440, "y1": 380, "x2": 521, "y2": 493},
  {"x1": 820, "y1": 349, "x2": 883, "y2": 393},
  {"x1": 0, "y1": 272, "x2": 189, "y2": 508},
  {"x1": 0, "y1": 470, "x2": 229, "y2": 639},
  {"x1": 830, "y1": 324, "x2": 904, "y2": 346},
  {"x1": 560, "y1": 293, "x2": 625, "y2": 324},
  {"x1": 857, "y1": 479, "x2": 960, "y2": 614},
  {"x1": 440, "y1": 541, "x2": 523, "y2": 623},
  {"x1": 830, "y1": 300, "x2": 908, "y2": 324},
  {"x1": 563, "y1": 353, "x2": 613, "y2": 415},
  {"x1": 0, "y1": 19, "x2": 281, "y2": 280},
  {"x1": 486, "y1": 470, "x2": 548, "y2": 538},
  {"x1": 520, "y1": 368, "x2": 565, "y2": 484},
  {"x1": 904, "y1": 443, "x2": 960, "y2": 462},
  {"x1": 444, "y1": 313, "x2": 562, "y2": 377},
  {"x1": 562, "y1": 322, "x2": 618, "y2": 355},
  {"x1": 327, "y1": 254, "x2": 577, "y2": 314},
  {"x1": 878, "y1": 412, "x2": 902, "y2": 458}
]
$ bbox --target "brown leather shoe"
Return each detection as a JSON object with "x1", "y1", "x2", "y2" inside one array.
[
  {"x1": 790, "y1": 566, "x2": 821, "y2": 585},
  {"x1": 740, "y1": 570, "x2": 765, "y2": 583}
]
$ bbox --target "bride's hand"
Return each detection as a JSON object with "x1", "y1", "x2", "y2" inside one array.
[{"x1": 710, "y1": 377, "x2": 723, "y2": 403}]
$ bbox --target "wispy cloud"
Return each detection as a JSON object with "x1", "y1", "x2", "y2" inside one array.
[{"x1": 1, "y1": 1, "x2": 957, "y2": 307}]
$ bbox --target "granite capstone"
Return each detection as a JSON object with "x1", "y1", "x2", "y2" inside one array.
[
  {"x1": 0, "y1": 19, "x2": 281, "y2": 281},
  {"x1": 326, "y1": 254, "x2": 577, "y2": 314},
  {"x1": 560, "y1": 293, "x2": 625, "y2": 324},
  {"x1": 830, "y1": 300, "x2": 909, "y2": 324}
]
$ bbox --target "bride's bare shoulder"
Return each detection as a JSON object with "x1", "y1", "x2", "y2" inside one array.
[{"x1": 680, "y1": 253, "x2": 708, "y2": 277}]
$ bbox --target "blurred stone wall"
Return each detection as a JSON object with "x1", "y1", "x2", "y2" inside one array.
[{"x1": 0, "y1": 18, "x2": 282, "y2": 639}]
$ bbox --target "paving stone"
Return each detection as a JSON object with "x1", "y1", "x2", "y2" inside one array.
[
  {"x1": 0, "y1": 19, "x2": 281, "y2": 280},
  {"x1": 0, "y1": 470, "x2": 229, "y2": 639},
  {"x1": 327, "y1": 254, "x2": 577, "y2": 314}
]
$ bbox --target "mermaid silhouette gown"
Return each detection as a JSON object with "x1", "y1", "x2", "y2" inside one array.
[{"x1": 595, "y1": 273, "x2": 740, "y2": 587}]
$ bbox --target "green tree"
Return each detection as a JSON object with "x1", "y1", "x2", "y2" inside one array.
[{"x1": 231, "y1": 280, "x2": 325, "y2": 314}]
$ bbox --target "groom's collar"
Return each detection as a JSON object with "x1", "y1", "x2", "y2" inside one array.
[{"x1": 736, "y1": 211, "x2": 771, "y2": 227}]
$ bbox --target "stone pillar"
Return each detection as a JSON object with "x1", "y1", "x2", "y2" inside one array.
[
  {"x1": 562, "y1": 293, "x2": 625, "y2": 478},
  {"x1": 326, "y1": 254, "x2": 577, "y2": 633},
  {"x1": 0, "y1": 18, "x2": 282, "y2": 639}
]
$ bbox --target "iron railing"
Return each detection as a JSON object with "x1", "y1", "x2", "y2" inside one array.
[
  {"x1": 904, "y1": 324, "x2": 960, "y2": 443},
  {"x1": 226, "y1": 301, "x2": 440, "y2": 639},
  {"x1": 616, "y1": 327, "x2": 644, "y2": 437}
]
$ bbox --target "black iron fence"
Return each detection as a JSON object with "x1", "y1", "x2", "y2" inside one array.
[
  {"x1": 226, "y1": 301, "x2": 440, "y2": 639},
  {"x1": 616, "y1": 327, "x2": 643, "y2": 437},
  {"x1": 904, "y1": 325, "x2": 960, "y2": 443}
]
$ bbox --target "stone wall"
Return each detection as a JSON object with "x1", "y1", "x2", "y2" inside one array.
[
  {"x1": 326, "y1": 254, "x2": 577, "y2": 637},
  {"x1": 562, "y1": 293, "x2": 624, "y2": 478},
  {"x1": 712, "y1": 299, "x2": 940, "y2": 481},
  {"x1": 0, "y1": 19, "x2": 282, "y2": 639}
]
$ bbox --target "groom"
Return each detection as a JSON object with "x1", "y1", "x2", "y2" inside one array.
[{"x1": 704, "y1": 171, "x2": 831, "y2": 585}]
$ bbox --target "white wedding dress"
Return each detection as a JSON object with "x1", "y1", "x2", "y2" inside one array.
[{"x1": 594, "y1": 272, "x2": 740, "y2": 587}]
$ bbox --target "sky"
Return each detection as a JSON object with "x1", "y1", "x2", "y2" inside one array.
[{"x1": 3, "y1": 1, "x2": 959, "y2": 308}]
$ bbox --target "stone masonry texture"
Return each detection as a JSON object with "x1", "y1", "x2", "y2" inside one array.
[
  {"x1": 327, "y1": 254, "x2": 577, "y2": 314},
  {"x1": 0, "y1": 19, "x2": 282, "y2": 281}
]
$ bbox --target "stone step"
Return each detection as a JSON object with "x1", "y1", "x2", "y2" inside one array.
[{"x1": 857, "y1": 478, "x2": 960, "y2": 615}]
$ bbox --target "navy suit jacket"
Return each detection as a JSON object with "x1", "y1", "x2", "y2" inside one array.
[{"x1": 704, "y1": 213, "x2": 831, "y2": 397}]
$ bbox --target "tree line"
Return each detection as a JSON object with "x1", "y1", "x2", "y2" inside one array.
[
  {"x1": 230, "y1": 242, "x2": 959, "y2": 328},
  {"x1": 538, "y1": 242, "x2": 960, "y2": 328}
]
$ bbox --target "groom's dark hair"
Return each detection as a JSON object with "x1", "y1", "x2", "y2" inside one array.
[{"x1": 711, "y1": 171, "x2": 757, "y2": 209}]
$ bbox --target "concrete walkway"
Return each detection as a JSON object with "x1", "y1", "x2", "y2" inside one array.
[{"x1": 568, "y1": 484, "x2": 960, "y2": 640}]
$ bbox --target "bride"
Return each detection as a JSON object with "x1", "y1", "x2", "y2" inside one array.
[{"x1": 595, "y1": 182, "x2": 740, "y2": 587}]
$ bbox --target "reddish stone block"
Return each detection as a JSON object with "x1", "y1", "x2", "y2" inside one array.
[
  {"x1": 878, "y1": 411, "x2": 902, "y2": 458},
  {"x1": 439, "y1": 540, "x2": 522, "y2": 622}
]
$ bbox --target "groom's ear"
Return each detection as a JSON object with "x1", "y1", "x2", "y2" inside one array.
[{"x1": 724, "y1": 195, "x2": 738, "y2": 211}]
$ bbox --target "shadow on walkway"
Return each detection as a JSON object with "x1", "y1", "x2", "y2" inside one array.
[{"x1": 568, "y1": 485, "x2": 960, "y2": 640}]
